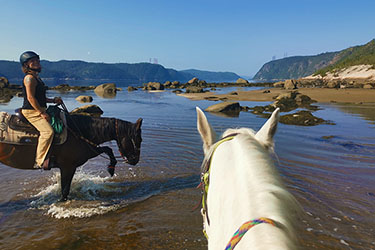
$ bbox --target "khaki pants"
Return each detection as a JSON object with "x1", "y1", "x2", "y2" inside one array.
[{"x1": 22, "y1": 108, "x2": 54, "y2": 166}]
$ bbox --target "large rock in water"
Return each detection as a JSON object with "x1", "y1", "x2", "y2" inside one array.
[
  {"x1": 94, "y1": 83, "x2": 117, "y2": 98},
  {"x1": 75, "y1": 95, "x2": 93, "y2": 103},
  {"x1": 70, "y1": 105, "x2": 103, "y2": 117},
  {"x1": 205, "y1": 102, "x2": 241, "y2": 113},
  {"x1": 236, "y1": 78, "x2": 249, "y2": 84},
  {"x1": 185, "y1": 86, "x2": 204, "y2": 93},
  {"x1": 146, "y1": 82, "x2": 164, "y2": 90},
  {"x1": 279, "y1": 110, "x2": 331, "y2": 126}
]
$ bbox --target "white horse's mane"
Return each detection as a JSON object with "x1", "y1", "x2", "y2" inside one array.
[{"x1": 196, "y1": 107, "x2": 302, "y2": 250}]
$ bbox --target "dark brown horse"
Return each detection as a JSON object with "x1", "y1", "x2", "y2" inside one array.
[{"x1": 0, "y1": 114, "x2": 143, "y2": 201}]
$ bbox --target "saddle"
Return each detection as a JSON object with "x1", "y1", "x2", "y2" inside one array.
[{"x1": 0, "y1": 109, "x2": 68, "y2": 145}]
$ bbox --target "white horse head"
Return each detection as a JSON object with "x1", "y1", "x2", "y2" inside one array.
[{"x1": 196, "y1": 107, "x2": 302, "y2": 250}]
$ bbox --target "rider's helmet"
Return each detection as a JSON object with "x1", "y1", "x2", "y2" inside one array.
[{"x1": 20, "y1": 51, "x2": 40, "y2": 66}]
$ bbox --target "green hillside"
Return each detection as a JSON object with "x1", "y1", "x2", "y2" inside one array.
[
  {"x1": 253, "y1": 52, "x2": 338, "y2": 81},
  {"x1": 314, "y1": 39, "x2": 375, "y2": 76}
]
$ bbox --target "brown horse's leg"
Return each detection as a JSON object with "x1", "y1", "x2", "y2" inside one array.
[
  {"x1": 59, "y1": 167, "x2": 76, "y2": 201},
  {"x1": 98, "y1": 146, "x2": 117, "y2": 177}
]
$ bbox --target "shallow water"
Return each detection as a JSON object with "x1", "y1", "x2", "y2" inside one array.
[{"x1": 0, "y1": 88, "x2": 374, "y2": 249}]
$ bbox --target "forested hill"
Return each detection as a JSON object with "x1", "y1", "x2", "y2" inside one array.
[
  {"x1": 253, "y1": 39, "x2": 375, "y2": 81},
  {"x1": 0, "y1": 60, "x2": 192, "y2": 83},
  {"x1": 253, "y1": 52, "x2": 339, "y2": 81},
  {"x1": 314, "y1": 39, "x2": 375, "y2": 76},
  {"x1": 0, "y1": 60, "x2": 241, "y2": 84}
]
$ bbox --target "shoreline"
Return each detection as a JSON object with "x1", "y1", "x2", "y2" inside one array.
[{"x1": 178, "y1": 88, "x2": 375, "y2": 104}]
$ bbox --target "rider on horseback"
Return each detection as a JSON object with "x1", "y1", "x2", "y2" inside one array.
[{"x1": 20, "y1": 51, "x2": 63, "y2": 169}]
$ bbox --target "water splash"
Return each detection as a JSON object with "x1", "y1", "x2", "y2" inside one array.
[{"x1": 30, "y1": 170, "x2": 124, "y2": 219}]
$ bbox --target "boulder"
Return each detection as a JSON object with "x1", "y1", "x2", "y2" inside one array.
[
  {"x1": 146, "y1": 82, "x2": 164, "y2": 90},
  {"x1": 205, "y1": 102, "x2": 241, "y2": 113},
  {"x1": 185, "y1": 86, "x2": 204, "y2": 93},
  {"x1": 363, "y1": 84, "x2": 373, "y2": 89},
  {"x1": 326, "y1": 81, "x2": 339, "y2": 88},
  {"x1": 198, "y1": 80, "x2": 207, "y2": 86},
  {"x1": 70, "y1": 105, "x2": 103, "y2": 117},
  {"x1": 273, "y1": 92, "x2": 299, "y2": 112},
  {"x1": 75, "y1": 95, "x2": 93, "y2": 103},
  {"x1": 127, "y1": 86, "x2": 137, "y2": 91},
  {"x1": 94, "y1": 83, "x2": 117, "y2": 95},
  {"x1": 167, "y1": 81, "x2": 181, "y2": 89},
  {"x1": 0, "y1": 77, "x2": 10, "y2": 88},
  {"x1": 94, "y1": 83, "x2": 117, "y2": 98},
  {"x1": 273, "y1": 81, "x2": 284, "y2": 88},
  {"x1": 164, "y1": 81, "x2": 172, "y2": 88},
  {"x1": 188, "y1": 77, "x2": 199, "y2": 84},
  {"x1": 236, "y1": 78, "x2": 249, "y2": 84},
  {"x1": 295, "y1": 94, "x2": 313, "y2": 104},
  {"x1": 284, "y1": 79, "x2": 297, "y2": 90}
]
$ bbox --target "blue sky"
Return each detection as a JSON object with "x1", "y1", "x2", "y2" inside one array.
[{"x1": 1, "y1": 0, "x2": 374, "y2": 76}]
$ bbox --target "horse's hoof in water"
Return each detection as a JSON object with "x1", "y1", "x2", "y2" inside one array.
[
  {"x1": 59, "y1": 197, "x2": 68, "y2": 202},
  {"x1": 107, "y1": 166, "x2": 115, "y2": 177}
]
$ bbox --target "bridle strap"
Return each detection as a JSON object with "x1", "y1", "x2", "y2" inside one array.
[{"x1": 200, "y1": 133, "x2": 238, "y2": 229}]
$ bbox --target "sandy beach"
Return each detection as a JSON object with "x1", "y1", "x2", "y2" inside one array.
[{"x1": 178, "y1": 88, "x2": 375, "y2": 104}]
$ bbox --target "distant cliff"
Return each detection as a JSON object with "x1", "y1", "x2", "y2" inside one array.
[{"x1": 253, "y1": 52, "x2": 339, "y2": 81}]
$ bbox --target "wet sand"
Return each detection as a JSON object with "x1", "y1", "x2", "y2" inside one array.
[{"x1": 178, "y1": 88, "x2": 375, "y2": 104}]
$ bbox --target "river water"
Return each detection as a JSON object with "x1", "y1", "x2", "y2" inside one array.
[{"x1": 0, "y1": 87, "x2": 374, "y2": 249}]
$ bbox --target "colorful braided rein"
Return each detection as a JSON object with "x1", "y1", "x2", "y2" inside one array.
[{"x1": 225, "y1": 217, "x2": 276, "y2": 250}]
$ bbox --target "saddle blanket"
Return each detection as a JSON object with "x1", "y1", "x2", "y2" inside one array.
[{"x1": 0, "y1": 111, "x2": 67, "y2": 145}]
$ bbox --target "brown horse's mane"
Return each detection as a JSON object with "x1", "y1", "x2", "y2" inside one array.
[{"x1": 66, "y1": 114, "x2": 132, "y2": 145}]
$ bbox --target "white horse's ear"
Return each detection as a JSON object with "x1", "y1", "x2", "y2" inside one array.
[
  {"x1": 255, "y1": 108, "x2": 280, "y2": 150},
  {"x1": 196, "y1": 107, "x2": 216, "y2": 153}
]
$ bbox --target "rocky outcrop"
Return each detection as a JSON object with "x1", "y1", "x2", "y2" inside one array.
[
  {"x1": 75, "y1": 95, "x2": 93, "y2": 103},
  {"x1": 205, "y1": 102, "x2": 241, "y2": 113},
  {"x1": 185, "y1": 86, "x2": 204, "y2": 93},
  {"x1": 50, "y1": 84, "x2": 95, "y2": 91},
  {"x1": 70, "y1": 104, "x2": 103, "y2": 117},
  {"x1": 279, "y1": 110, "x2": 333, "y2": 126},
  {"x1": 274, "y1": 78, "x2": 375, "y2": 89},
  {"x1": 244, "y1": 91, "x2": 331, "y2": 126},
  {"x1": 0, "y1": 77, "x2": 10, "y2": 88},
  {"x1": 188, "y1": 77, "x2": 199, "y2": 84},
  {"x1": 0, "y1": 77, "x2": 22, "y2": 103}
]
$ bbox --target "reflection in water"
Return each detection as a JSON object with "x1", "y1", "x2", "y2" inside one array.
[
  {"x1": 94, "y1": 90, "x2": 117, "y2": 99},
  {"x1": 335, "y1": 103, "x2": 375, "y2": 124}
]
